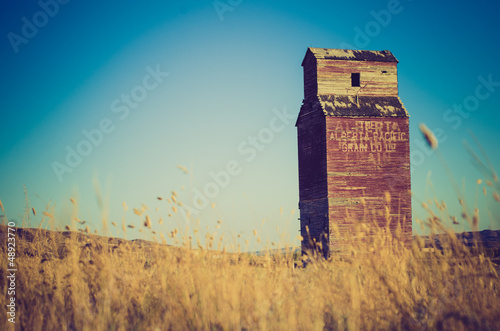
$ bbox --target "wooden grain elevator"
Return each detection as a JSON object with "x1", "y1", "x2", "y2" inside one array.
[{"x1": 296, "y1": 48, "x2": 412, "y2": 256}]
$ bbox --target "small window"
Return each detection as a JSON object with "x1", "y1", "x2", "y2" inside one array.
[{"x1": 351, "y1": 73, "x2": 360, "y2": 87}]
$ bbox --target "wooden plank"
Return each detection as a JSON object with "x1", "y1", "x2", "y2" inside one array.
[
  {"x1": 325, "y1": 117, "x2": 412, "y2": 250},
  {"x1": 298, "y1": 49, "x2": 412, "y2": 256}
]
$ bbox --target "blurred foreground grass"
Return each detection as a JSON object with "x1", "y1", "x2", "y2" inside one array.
[{"x1": 0, "y1": 216, "x2": 499, "y2": 330}]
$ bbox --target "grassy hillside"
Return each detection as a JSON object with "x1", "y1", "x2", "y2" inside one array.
[{"x1": 1, "y1": 222, "x2": 499, "y2": 330}]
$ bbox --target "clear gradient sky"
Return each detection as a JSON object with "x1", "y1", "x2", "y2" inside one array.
[{"x1": 1, "y1": 0, "x2": 499, "y2": 249}]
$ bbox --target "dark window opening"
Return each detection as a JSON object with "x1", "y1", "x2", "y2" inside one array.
[{"x1": 351, "y1": 73, "x2": 360, "y2": 87}]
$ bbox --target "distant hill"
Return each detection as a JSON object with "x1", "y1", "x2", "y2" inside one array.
[
  {"x1": 2, "y1": 225, "x2": 499, "y2": 262},
  {"x1": 252, "y1": 247, "x2": 301, "y2": 256},
  {"x1": 417, "y1": 229, "x2": 500, "y2": 249}
]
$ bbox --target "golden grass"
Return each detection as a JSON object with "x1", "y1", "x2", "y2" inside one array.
[{"x1": 0, "y1": 209, "x2": 499, "y2": 331}]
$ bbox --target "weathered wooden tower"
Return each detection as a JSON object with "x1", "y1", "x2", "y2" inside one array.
[{"x1": 296, "y1": 48, "x2": 411, "y2": 256}]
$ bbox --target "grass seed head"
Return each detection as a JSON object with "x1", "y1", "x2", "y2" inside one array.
[
  {"x1": 384, "y1": 191, "x2": 391, "y2": 204},
  {"x1": 176, "y1": 165, "x2": 188, "y2": 174},
  {"x1": 144, "y1": 215, "x2": 152, "y2": 229},
  {"x1": 473, "y1": 208, "x2": 479, "y2": 230},
  {"x1": 419, "y1": 123, "x2": 438, "y2": 149}
]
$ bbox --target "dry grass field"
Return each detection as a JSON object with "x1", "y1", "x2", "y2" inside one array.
[{"x1": 1, "y1": 209, "x2": 499, "y2": 330}]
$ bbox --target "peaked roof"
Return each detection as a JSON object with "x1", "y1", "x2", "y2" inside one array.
[{"x1": 302, "y1": 48, "x2": 398, "y2": 66}]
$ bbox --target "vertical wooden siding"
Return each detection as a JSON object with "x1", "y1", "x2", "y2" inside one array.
[
  {"x1": 303, "y1": 54, "x2": 318, "y2": 100},
  {"x1": 297, "y1": 102, "x2": 329, "y2": 255}
]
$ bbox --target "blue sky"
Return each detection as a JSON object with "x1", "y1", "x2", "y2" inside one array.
[{"x1": 1, "y1": 0, "x2": 499, "y2": 249}]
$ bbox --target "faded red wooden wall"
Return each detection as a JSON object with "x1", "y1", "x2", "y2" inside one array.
[{"x1": 297, "y1": 48, "x2": 412, "y2": 256}]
